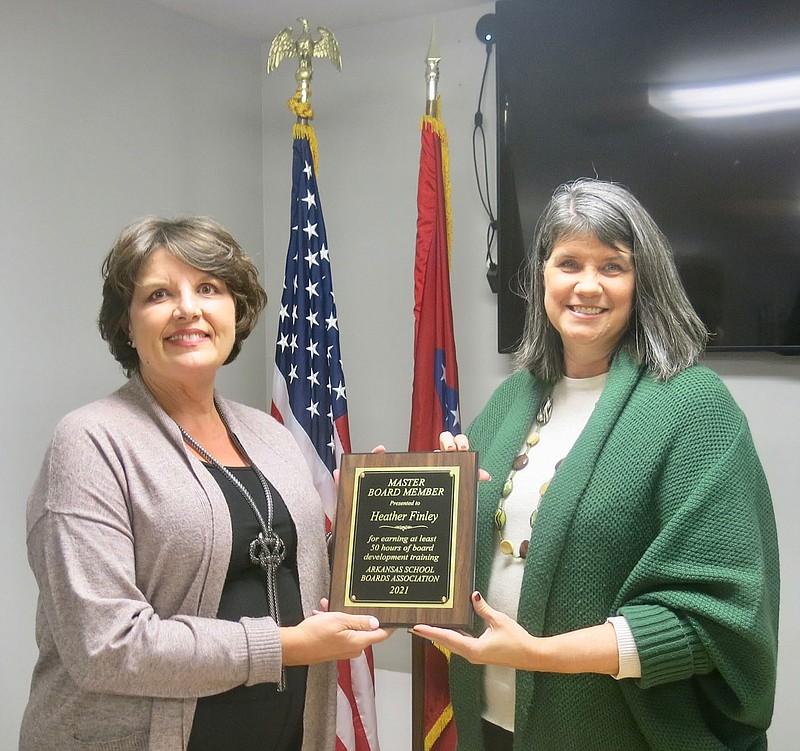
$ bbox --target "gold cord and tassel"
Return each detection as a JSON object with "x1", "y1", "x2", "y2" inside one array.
[{"x1": 287, "y1": 92, "x2": 319, "y2": 176}]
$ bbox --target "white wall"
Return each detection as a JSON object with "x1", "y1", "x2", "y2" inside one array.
[
  {"x1": 704, "y1": 353, "x2": 800, "y2": 749},
  {"x1": 2, "y1": 1, "x2": 797, "y2": 749},
  {"x1": 1, "y1": 0, "x2": 264, "y2": 744}
]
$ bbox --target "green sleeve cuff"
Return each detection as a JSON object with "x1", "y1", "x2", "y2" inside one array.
[{"x1": 617, "y1": 604, "x2": 713, "y2": 689}]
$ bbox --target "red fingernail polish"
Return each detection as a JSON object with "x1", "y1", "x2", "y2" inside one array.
[{"x1": 473, "y1": 592, "x2": 482, "y2": 602}]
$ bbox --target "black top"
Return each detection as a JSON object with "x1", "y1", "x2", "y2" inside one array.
[{"x1": 188, "y1": 465, "x2": 307, "y2": 751}]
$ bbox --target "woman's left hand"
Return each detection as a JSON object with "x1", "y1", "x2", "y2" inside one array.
[
  {"x1": 411, "y1": 592, "x2": 535, "y2": 669},
  {"x1": 413, "y1": 592, "x2": 621, "y2": 675},
  {"x1": 439, "y1": 432, "x2": 491, "y2": 483}
]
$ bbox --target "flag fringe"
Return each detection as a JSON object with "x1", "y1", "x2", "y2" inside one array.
[
  {"x1": 422, "y1": 641, "x2": 453, "y2": 750},
  {"x1": 292, "y1": 122, "x2": 320, "y2": 178},
  {"x1": 424, "y1": 701, "x2": 454, "y2": 751},
  {"x1": 420, "y1": 110, "x2": 453, "y2": 266}
]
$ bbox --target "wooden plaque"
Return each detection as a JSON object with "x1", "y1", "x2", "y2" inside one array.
[{"x1": 329, "y1": 451, "x2": 478, "y2": 627}]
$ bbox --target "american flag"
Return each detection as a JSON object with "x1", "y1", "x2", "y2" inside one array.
[{"x1": 271, "y1": 125, "x2": 380, "y2": 751}]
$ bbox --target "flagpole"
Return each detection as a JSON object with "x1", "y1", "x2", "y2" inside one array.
[
  {"x1": 425, "y1": 25, "x2": 441, "y2": 118},
  {"x1": 413, "y1": 31, "x2": 438, "y2": 751},
  {"x1": 412, "y1": 29, "x2": 439, "y2": 751},
  {"x1": 412, "y1": 25, "x2": 462, "y2": 751}
]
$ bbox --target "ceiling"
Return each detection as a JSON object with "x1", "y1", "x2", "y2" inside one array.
[{"x1": 145, "y1": 0, "x2": 487, "y2": 41}]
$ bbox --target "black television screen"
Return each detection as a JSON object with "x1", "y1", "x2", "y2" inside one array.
[{"x1": 494, "y1": 0, "x2": 800, "y2": 354}]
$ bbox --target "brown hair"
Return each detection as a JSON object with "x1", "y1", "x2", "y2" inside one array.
[{"x1": 98, "y1": 216, "x2": 267, "y2": 376}]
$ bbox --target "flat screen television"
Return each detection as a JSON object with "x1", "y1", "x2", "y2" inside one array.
[{"x1": 494, "y1": 0, "x2": 800, "y2": 355}]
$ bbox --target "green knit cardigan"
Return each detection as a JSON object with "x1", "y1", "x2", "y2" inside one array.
[{"x1": 449, "y1": 353, "x2": 779, "y2": 750}]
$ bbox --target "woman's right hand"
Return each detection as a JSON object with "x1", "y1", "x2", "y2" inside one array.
[{"x1": 280, "y1": 611, "x2": 391, "y2": 666}]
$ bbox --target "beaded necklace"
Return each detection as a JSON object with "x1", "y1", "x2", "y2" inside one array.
[{"x1": 494, "y1": 392, "x2": 556, "y2": 559}]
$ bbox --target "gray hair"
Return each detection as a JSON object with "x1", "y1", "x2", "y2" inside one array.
[
  {"x1": 515, "y1": 179, "x2": 708, "y2": 382},
  {"x1": 99, "y1": 215, "x2": 267, "y2": 377}
]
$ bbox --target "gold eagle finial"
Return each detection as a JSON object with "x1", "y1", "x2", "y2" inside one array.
[
  {"x1": 267, "y1": 18, "x2": 341, "y2": 124},
  {"x1": 267, "y1": 18, "x2": 342, "y2": 79}
]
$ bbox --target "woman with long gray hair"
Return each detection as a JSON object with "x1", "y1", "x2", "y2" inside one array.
[{"x1": 414, "y1": 179, "x2": 779, "y2": 750}]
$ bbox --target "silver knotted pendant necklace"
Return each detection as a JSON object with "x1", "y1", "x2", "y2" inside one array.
[{"x1": 178, "y1": 406, "x2": 287, "y2": 691}]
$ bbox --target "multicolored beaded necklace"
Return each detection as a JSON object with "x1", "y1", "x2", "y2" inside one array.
[{"x1": 494, "y1": 392, "x2": 559, "y2": 559}]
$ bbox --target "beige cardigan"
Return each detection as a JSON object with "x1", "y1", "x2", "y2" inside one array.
[{"x1": 21, "y1": 375, "x2": 336, "y2": 750}]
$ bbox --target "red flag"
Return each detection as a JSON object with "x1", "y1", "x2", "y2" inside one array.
[
  {"x1": 271, "y1": 123, "x2": 380, "y2": 751},
  {"x1": 409, "y1": 111, "x2": 460, "y2": 751}
]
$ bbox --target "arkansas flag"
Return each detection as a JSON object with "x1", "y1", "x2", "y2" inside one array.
[
  {"x1": 409, "y1": 113, "x2": 462, "y2": 450},
  {"x1": 271, "y1": 122, "x2": 380, "y2": 751},
  {"x1": 409, "y1": 110, "x2": 460, "y2": 751}
]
